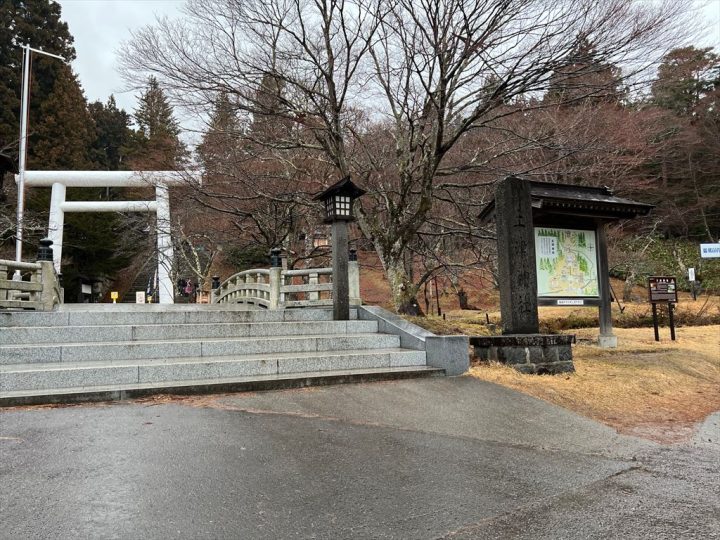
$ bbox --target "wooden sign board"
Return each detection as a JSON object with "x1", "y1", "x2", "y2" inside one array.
[{"x1": 648, "y1": 276, "x2": 677, "y2": 303}]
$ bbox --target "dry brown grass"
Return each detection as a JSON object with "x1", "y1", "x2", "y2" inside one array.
[{"x1": 469, "y1": 325, "x2": 720, "y2": 443}]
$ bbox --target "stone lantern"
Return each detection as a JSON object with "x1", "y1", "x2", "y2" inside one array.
[{"x1": 313, "y1": 176, "x2": 366, "y2": 320}]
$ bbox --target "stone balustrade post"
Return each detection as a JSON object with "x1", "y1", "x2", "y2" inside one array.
[
  {"x1": 348, "y1": 248, "x2": 361, "y2": 306},
  {"x1": 39, "y1": 261, "x2": 60, "y2": 310},
  {"x1": 36, "y1": 238, "x2": 60, "y2": 310},
  {"x1": 269, "y1": 248, "x2": 282, "y2": 309},
  {"x1": 308, "y1": 272, "x2": 319, "y2": 302},
  {"x1": 269, "y1": 268, "x2": 281, "y2": 309},
  {"x1": 30, "y1": 263, "x2": 42, "y2": 304},
  {"x1": 0, "y1": 262, "x2": 7, "y2": 303}
]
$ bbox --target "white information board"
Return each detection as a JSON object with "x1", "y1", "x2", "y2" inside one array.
[{"x1": 700, "y1": 243, "x2": 720, "y2": 258}]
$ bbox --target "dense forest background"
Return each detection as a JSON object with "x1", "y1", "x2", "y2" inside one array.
[{"x1": 1, "y1": 0, "x2": 718, "y2": 309}]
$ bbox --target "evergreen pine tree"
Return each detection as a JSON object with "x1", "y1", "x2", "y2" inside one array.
[
  {"x1": 0, "y1": 0, "x2": 76, "y2": 170},
  {"x1": 88, "y1": 95, "x2": 134, "y2": 170},
  {"x1": 197, "y1": 92, "x2": 242, "y2": 178},
  {"x1": 250, "y1": 72, "x2": 291, "y2": 141},
  {"x1": 131, "y1": 76, "x2": 186, "y2": 169},
  {"x1": 651, "y1": 47, "x2": 719, "y2": 115},
  {"x1": 546, "y1": 34, "x2": 624, "y2": 106},
  {"x1": 647, "y1": 47, "x2": 720, "y2": 241},
  {"x1": 31, "y1": 64, "x2": 94, "y2": 169}
]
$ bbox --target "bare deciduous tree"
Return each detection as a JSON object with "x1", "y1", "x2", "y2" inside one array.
[{"x1": 121, "y1": 0, "x2": 693, "y2": 312}]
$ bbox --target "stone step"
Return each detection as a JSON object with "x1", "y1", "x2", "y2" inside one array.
[
  {"x1": 0, "y1": 307, "x2": 352, "y2": 328},
  {"x1": 0, "y1": 320, "x2": 379, "y2": 345},
  {"x1": 0, "y1": 365, "x2": 444, "y2": 407},
  {"x1": 0, "y1": 333, "x2": 401, "y2": 364},
  {"x1": 0, "y1": 348, "x2": 428, "y2": 392}
]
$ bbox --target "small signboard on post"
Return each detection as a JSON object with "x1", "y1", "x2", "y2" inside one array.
[
  {"x1": 688, "y1": 268, "x2": 697, "y2": 300},
  {"x1": 648, "y1": 276, "x2": 677, "y2": 303},
  {"x1": 135, "y1": 291, "x2": 146, "y2": 304},
  {"x1": 648, "y1": 276, "x2": 677, "y2": 342}
]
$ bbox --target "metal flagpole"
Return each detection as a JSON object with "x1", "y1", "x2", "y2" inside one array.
[
  {"x1": 15, "y1": 45, "x2": 31, "y2": 267},
  {"x1": 14, "y1": 45, "x2": 66, "y2": 276}
]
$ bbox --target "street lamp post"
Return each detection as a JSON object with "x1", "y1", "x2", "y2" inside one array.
[
  {"x1": 313, "y1": 176, "x2": 366, "y2": 320},
  {"x1": 14, "y1": 44, "x2": 66, "y2": 275}
]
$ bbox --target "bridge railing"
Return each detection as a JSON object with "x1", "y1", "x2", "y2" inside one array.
[
  {"x1": 213, "y1": 260, "x2": 360, "y2": 309},
  {"x1": 0, "y1": 259, "x2": 62, "y2": 311},
  {"x1": 212, "y1": 269, "x2": 272, "y2": 308}
]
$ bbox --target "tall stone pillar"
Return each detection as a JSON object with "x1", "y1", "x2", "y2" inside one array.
[{"x1": 495, "y1": 176, "x2": 539, "y2": 334}]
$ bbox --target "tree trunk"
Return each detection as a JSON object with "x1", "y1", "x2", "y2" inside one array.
[
  {"x1": 457, "y1": 288, "x2": 469, "y2": 310},
  {"x1": 623, "y1": 269, "x2": 636, "y2": 302},
  {"x1": 386, "y1": 259, "x2": 423, "y2": 315},
  {"x1": 423, "y1": 281, "x2": 430, "y2": 314}
]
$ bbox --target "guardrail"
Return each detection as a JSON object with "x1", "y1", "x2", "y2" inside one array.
[
  {"x1": 213, "y1": 260, "x2": 361, "y2": 309},
  {"x1": 0, "y1": 259, "x2": 62, "y2": 311}
]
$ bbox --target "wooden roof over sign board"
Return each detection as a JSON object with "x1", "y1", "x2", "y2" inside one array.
[{"x1": 477, "y1": 178, "x2": 655, "y2": 224}]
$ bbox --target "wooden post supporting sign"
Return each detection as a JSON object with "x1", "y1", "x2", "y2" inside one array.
[{"x1": 648, "y1": 276, "x2": 678, "y2": 342}]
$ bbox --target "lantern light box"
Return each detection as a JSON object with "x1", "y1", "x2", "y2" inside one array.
[{"x1": 314, "y1": 176, "x2": 366, "y2": 223}]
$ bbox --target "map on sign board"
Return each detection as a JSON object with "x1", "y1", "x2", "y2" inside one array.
[{"x1": 535, "y1": 228, "x2": 599, "y2": 297}]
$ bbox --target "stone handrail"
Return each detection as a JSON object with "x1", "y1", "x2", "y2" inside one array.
[
  {"x1": 212, "y1": 269, "x2": 272, "y2": 308},
  {"x1": 0, "y1": 259, "x2": 62, "y2": 311},
  {"x1": 281, "y1": 267, "x2": 334, "y2": 308},
  {"x1": 213, "y1": 261, "x2": 360, "y2": 309}
]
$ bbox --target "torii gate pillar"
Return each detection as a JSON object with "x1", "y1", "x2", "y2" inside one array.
[{"x1": 18, "y1": 170, "x2": 196, "y2": 304}]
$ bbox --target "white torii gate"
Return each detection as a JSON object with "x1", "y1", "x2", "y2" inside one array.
[{"x1": 16, "y1": 170, "x2": 195, "y2": 304}]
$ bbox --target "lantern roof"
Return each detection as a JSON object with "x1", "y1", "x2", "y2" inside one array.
[
  {"x1": 313, "y1": 176, "x2": 367, "y2": 201},
  {"x1": 478, "y1": 177, "x2": 654, "y2": 224}
]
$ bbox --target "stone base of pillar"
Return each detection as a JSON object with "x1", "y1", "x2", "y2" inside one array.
[
  {"x1": 471, "y1": 334, "x2": 575, "y2": 374},
  {"x1": 598, "y1": 334, "x2": 618, "y2": 349}
]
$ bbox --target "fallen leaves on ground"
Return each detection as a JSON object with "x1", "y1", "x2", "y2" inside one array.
[{"x1": 470, "y1": 325, "x2": 720, "y2": 444}]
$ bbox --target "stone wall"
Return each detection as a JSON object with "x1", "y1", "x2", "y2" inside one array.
[{"x1": 471, "y1": 334, "x2": 575, "y2": 374}]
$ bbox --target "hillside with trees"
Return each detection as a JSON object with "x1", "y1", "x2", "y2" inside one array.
[
  {"x1": 120, "y1": 0, "x2": 718, "y2": 312},
  {"x1": 1, "y1": 0, "x2": 717, "y2": 310}
]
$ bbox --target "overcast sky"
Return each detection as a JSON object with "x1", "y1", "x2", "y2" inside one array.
[
  {"x1": 58, "y1": 0, "x2": 184, "y2": 114},
  {"x1": 57, "y1": 0, "x2": 720, "y2": 124}
]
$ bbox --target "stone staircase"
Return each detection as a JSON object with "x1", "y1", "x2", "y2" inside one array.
[
  {"x1": 0, "y1": 305, "x2": 444, "y2": 406},
  {"x1": 121, "y1": 254, "x2": 158, "y2": 303}
]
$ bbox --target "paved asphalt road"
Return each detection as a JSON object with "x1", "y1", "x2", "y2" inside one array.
[{"x1": 1, "y1": 377, "x2": 718, "y2": 539}]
